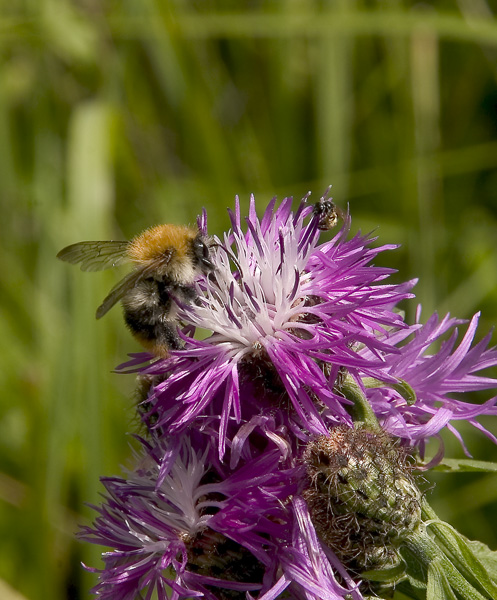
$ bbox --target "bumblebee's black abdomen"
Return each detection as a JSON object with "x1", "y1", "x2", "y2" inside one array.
[{"x1": 121, "y1": 277, "x2": 197, "y2": 356}]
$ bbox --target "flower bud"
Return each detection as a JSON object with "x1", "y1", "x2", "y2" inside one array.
[{"x1": 303, "y1": 425, "x2": 422, "y2": 571}]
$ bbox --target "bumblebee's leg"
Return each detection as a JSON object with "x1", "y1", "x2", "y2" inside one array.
[
  {"x1": 124, "y1": 309, "x2": 181, "y2": 356},
  {"x1": 154, "y1": 318, "x2": 182, "y2": 351},
  {"x1": 176, "y1": 284, "x2": 197, "y2": 301},
  {"x1": 175, "y1": 284, "x2": 202, "y2": 307},
  {"x1": 135, "y1": 373, "x2": 166, "y2": 429}
]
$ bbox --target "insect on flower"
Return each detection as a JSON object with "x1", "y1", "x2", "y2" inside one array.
[
  {"x1": 312, "y1": 197, "x2": 343, "y2": 231},
  {"x1": 57, "y1": 224, "x2": 215, "y2": 357}
]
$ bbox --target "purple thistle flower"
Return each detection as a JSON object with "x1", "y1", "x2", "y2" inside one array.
[
  {"x1": 129, "y1": 192, "x2": 415, "y2": 457},
  {"x1": 80, "y1": 440, "x2": 214, "y2": 600},
  {"x1": 357, "y1": 309, "x2": 497, "y2": 458},
  {"x1": 81, "y1": 435, "x2": 361, "y2": 600}
]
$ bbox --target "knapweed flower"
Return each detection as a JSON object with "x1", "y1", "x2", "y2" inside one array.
[
  {"x1": 130, "y1": 192, "x2": 416, "y2": 457},
  {"x1": 356, "y1": 309, "x2": 497, "y2": 457},
  {"x1": 123, "y1": 192, "x2": 497, "y2": 460},
  {"x1": 81, "y1": 435, "x2": 363, "y2": 600}
]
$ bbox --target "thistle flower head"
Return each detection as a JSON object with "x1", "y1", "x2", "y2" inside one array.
[
  {"x1": 81, "y1": 434, "x2": 365, "y2": 600},
  {"x1": 132, "y1": 192, "x2": 415, "y2": 457},
  {"x1": 80, "y1": 440, "x2": 215, "y2": 599}
]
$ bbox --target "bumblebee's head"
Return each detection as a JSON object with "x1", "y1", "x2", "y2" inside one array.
[{"x1": 192, "y1": 234, "x2": 215, "y2": 273}]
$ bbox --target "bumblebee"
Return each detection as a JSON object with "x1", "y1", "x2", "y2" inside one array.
[
  {"x1": 313, "y1": 198, "x2": 342, "y2": 231},
  {"x1": 57, "y1": 224, "x2": 214, "y2": 357}
]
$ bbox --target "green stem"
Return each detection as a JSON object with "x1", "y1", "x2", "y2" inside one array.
[
  {"x1": 422, "y1": 500, "x2": 473, "y2": 573},
  {"x1": 340, "y1": 374, "x2": 381, "y2": 430},
  {"x1": 362, "y1": 376, "x2": 417, "y2": 406}
]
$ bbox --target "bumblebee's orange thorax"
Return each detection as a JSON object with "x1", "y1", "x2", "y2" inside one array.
[{"x1": 127, "y1": 224, "x2": 197, "y2": 264}]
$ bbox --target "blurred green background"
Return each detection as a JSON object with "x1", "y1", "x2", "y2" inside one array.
[{"x1": 2, "y1": 1, "x2": 497, "y2": 599}]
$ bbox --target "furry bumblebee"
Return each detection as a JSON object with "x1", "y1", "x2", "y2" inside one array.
[{"x1": 57, "y1": 224, "x2": 214, "y2": 357}]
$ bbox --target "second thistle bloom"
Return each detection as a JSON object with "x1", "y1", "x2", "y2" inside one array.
[
  {"x1": 81, "y1": 435, "x2": 363, "y2": 600},
  {"x1": 357, "y1": 309, "x2": 497, "y2": 454}
]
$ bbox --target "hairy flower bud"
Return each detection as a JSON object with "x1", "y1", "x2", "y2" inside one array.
[{"x1": 303, "y1": 425, "x2": 422, "y2": 571}]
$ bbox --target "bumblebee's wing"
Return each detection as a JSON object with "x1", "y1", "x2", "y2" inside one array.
[
  {"x1": 95, "y1": 261, "x2": 161, "y2": 319},
  {"x1": 57, "y1": 241, "x2": 130, "y2": 272},
  {"x1": 96, "y1": 268, "x2": 144, "y2": 319}
]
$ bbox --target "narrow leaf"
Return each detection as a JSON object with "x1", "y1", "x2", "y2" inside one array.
[
  {"x1": 433, "y1": 458, "x2": 497, "y2": 473},
  {"x1": 427, "y1": 559, "x2": 458, "y2": 600},
  {"x1": 428, "y1": 520, "x2": 497, "y2": 598}
]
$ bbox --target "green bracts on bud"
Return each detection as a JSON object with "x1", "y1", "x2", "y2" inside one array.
[
  {"x1": 303, "y1": 425, "x2": 421, "y2": 572},
  {"x1": 303, "y1": 425, "x2": 497, "y2": 600}
]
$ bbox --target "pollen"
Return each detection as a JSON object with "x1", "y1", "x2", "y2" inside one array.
[{"x1": 127, "y1": 224, "x2": 197, "y2": 264}]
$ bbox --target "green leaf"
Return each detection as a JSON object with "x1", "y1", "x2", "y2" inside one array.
[
  {"x1": 362, "y1": 377, "x2": 417, "y2": 406},
  {"x1": 427, "y1": 520, "x2": 497, "y2": 598},
  {"x1": 432, "y1": 458, "x2": 497, "y2": 473},
  {"x1": 427, "y1": 559, "x2": 458, "y2": 600},
  {"x1": 394, "y1": 578, "x2": 428, "y2": 600},
  {"x1": 460, "y1": 538, "x2": 497, "y2": 584},
  {"x1": 399, "y1": 544, "x2": 428, "y2": 589}
]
